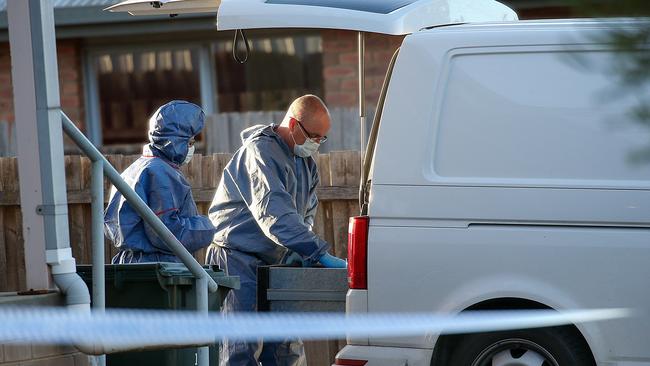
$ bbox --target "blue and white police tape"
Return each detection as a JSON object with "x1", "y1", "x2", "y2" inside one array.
[{"x1": 0, "y1": 307, "x2": 629, "y2": 351}]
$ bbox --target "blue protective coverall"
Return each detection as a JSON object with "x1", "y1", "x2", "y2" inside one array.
[
  {"x1": 104, "y1": 100, "x2": 216, "y2": 263},
  {"x1": 206, "y1": 124, "x2": 330, "y2": 366}
]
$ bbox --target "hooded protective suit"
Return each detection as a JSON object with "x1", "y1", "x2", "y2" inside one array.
[
  {"x1": 105, "y1": 100, "x2": 216, "y2": 263},
  {"x1": 206, "y1": 124, "x2": 330, "y2": 366}
]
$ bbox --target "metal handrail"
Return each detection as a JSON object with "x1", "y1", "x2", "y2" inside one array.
[{"x1": 61, "y1": 111, "x2": 215, "y2": 365}]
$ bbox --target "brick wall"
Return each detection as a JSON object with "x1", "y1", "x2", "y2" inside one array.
[
  {"x1": 57, "y1": 40, "x2": 85, "y2": 128},
  {"x1": 1, "y1": 343, "x2": 91, "y2": 366},
  {"x1": 0, "y1": 39, "x2": 85, "y2": 129},
  {"x1": 0, "y1": 294, "x2": 92, "y2": 366},
  {"x1": 0, "y1": 43, "x2": 12, "y2": 125},
  {"x1": 322, "y1": 30, "x2": 403, "y2": 108}
]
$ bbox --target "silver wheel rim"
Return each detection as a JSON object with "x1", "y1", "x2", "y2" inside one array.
[{"x1": 471, "y1": 338, "x2": 560, "y2": 366}]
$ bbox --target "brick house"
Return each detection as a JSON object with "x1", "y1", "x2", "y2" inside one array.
[{"x1": 0, "y1": 0, "x2": 574, "y2": 155}]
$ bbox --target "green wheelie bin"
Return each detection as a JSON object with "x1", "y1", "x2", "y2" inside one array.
[{"x1": 77, "y1": 262, "x2": 239, "y2": 366}]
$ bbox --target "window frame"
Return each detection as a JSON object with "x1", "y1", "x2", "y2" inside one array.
[{"x1": 83, "y1": 42, "x2": 217, "y2": 147}]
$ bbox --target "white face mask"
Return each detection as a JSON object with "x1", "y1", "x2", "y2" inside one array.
[
  {"x1": 182, "y1": 145, "x2": 195, "y2": 165},
  {"x1": 292, "y1": 133, "x2": 320, "y2": 157}
]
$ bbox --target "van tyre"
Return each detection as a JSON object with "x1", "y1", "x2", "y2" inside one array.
[{"x1": 447, "y1": 326, "x2": 594, "y2": 366}]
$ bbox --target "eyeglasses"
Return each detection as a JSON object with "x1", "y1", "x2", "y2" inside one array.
[{"x1": 293, "y1": 118, "x2": 328, "y2": 143}]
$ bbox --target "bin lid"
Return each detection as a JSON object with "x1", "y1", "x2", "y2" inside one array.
[
  {"x1": 106, "y1": 0, "x2": 518, "y2": 35},
  {"x1": 76, "y1": 263, "x2": 240, "y2": 290}
]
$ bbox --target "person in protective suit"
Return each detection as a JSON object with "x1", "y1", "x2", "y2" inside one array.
[
  {"x1": 206, "y1": 94, "x2": 347, "y2": 366},
  {"x1": 105, "y1": 100, "x2": 216, "y2": 264}
]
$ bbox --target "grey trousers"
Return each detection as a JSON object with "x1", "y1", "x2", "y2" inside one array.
[{"x1": 206, "y1": 245, "x2": 306, "y2": 366}]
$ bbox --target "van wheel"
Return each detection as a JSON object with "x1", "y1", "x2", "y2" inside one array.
[{"x1": 447, "y1": 327, "x2": 594, "y2": 366}]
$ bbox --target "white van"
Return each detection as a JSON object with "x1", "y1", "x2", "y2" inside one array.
[
  {"x1": 341, "y1": 18, "x2": 650, "y2": 366},
  {"x1": 108, "y1": 1, "x2": 650, "y2": 365}
]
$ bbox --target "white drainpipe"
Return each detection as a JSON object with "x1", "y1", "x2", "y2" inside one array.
[{"x1": 47, "y1": 248, "x2": 91, "y2": 312}]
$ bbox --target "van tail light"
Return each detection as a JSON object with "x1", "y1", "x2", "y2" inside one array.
[
  {"x1": 335, "y1": 358, "x2": 368, "y2": 366},
  {"x1": 348, "y1": 216, "x2": 369, "y2": 290}
]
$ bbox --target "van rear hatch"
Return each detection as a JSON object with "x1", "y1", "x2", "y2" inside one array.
[{"x1": 106, "y1": 0, "x2": 518, "y2": 35}]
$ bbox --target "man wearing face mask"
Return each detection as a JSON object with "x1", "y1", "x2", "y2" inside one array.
[
  {"x1": 206, "y1": 94, "x2": 346, "y2": 366},
  {"x1": 105, "y1": 100, "x2": 216, "y2": 264}
]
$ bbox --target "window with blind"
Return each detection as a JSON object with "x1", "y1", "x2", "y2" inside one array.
[
  {"x1": 94, "y1": 48, "x2": 201, "y2": 145},
  {"x1": 213, "y1": 33, "x2": 323, "y2": 112}
]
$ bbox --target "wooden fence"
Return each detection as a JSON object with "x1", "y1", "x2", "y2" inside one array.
[{"x1": 0, "y1": 151, "x2": 361, "y2": 365}]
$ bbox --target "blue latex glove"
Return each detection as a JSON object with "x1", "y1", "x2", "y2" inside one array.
[{"x1": 319, "y1": 252, "x2": 347, "y2": 268}]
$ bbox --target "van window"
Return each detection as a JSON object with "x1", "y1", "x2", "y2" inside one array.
[{"x1": 434, "y1": 49, "x2": 650, "y2": 182}]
